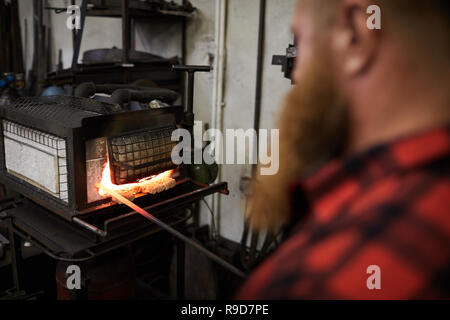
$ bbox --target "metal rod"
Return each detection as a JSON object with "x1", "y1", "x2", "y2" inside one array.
[
  {"x1": 72, "y1": 217, "x2": 107, "y2": 237},
  {"x1": 71, "y1": 0, "x2": 76, "y2": 48},
  {"x1": 71, "y1": 0, "x2": 88, "y2": 71},
  {"x1": 96, "y1": 183, "x2": 246, "y2": 278},
  {"x1": 252, "y1": 0, "x2": 266, "y2": 176},
  {"x1": 7, "y1": 218, "x2": 22, "y2": 292},
  {"x1": 190, "y1": 179, "x2": 229, "y2": 195},
  {"x1": 211, "y1": 0, "x2": 228, "y2": 241},
  {"x1": 121, "y1": 0, "x2": 130, "y2": 64}
]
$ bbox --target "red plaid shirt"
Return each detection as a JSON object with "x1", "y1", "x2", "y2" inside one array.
[{"x1": 238, "y1": 126, "x2": 450, "y2": 299}]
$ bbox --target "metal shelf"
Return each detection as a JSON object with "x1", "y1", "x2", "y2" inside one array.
[{"x1": 86, "y1": 8, "x2": 194, "y2": 19}]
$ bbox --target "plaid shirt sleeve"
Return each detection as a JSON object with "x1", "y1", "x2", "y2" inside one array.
[{"x1": 237, "y1": 126, "x2": 450, "y2": 300}]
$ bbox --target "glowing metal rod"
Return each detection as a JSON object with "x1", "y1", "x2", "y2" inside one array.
[{"x1": 96, "y1": 183, "x2": 246, "y2": 279}]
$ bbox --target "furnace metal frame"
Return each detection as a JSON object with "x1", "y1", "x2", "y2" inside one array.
[{"x1": 0, "y1": 96, "x2": 185, "y2": 221}]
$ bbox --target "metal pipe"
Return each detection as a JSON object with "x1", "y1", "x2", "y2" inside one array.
[
  {"x1": 252, "y1": 0, "x2": 266, "y2": 176},
  {"x1": 246, "y1": 0, "x2": 268, "y2": 256},
  {"x1": 71, "y1": 0, "x2": 88, "y2": 71},
  {"x1": 71, "y1": 0, "x2": 76, "y2": 48},
  {"x1": 109, "y1": 88, "x2": 179, "y2": 105},
  {"x1": 8, "y1": 218, "x2": 22, "y2": 291},
  {"x1": 74, "y1": 82, "x2": 96, "y2": 98},
  {"x1": 34, "y1": 0, "x2": 43, "y2": 94},
  {"x1": 211, "y1": 0, "x2": 228, "y2": 238},
  {"x1": 72, "y1": 217, "x2": 107, "y2": 237},
  {"x1": 121, "y1": 0, "x2": 130, "y2": 64},
  {"x1": 74, "y1": 82, "x2": 174, "y2": 98}
]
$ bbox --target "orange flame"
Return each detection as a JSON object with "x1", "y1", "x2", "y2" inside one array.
[{"x1": 98, "y1": 161, "x2": 174, "y2": 198}]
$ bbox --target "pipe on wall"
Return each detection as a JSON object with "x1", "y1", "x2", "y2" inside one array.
[
  {"x1": 210, "y1": 0, "x2": 228, "y2": 237},
  {"x1": 243, "y1": 0, "x2": 267, "y2": 261},
  {"x1": 252, "y1": 0, "x2": 266, "y2": 176}
]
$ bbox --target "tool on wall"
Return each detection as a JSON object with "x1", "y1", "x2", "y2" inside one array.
[
  {"x1": 0, "y1": 0, "x2": 24, "y2": 75},
  {"x1": 272, "y1": 43, "x2": 297, "y2": 81}
]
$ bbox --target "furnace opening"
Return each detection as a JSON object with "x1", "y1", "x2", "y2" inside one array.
[{"x1": 97, "y1": 160, "x2": 176, "y2": 202}]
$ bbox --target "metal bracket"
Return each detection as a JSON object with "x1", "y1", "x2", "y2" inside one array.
[
  {"x1": 272, "y1": 44, "x2": 296, "y2": 80},
  {"x1": 172, "y1": 65, "x2": 211, "y2": 133}
]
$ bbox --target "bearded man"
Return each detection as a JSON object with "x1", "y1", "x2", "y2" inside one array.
[{"x1": 238, "y1": 0, "x2": 450, "y2": 299}]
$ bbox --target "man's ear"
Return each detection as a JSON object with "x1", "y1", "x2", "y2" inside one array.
[{"x1": 332, "y1": 0, "x2": 380, "y2": 77}]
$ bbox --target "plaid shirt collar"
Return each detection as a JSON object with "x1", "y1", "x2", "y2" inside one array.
[{"x1": 289, "y1": 125, "x2": 450, "y2": 222}]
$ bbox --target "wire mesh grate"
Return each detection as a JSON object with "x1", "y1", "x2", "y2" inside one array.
[{"x1": 109, "y1": 126, "x2": 177, "y2": 184}]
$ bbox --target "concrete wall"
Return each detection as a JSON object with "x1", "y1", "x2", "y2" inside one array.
[{"x1": 18, "y1": 0, "x2": 296, "y2": 244}]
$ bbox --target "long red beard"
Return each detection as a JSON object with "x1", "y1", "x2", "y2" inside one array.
[{"x1": 247, "y1": 55, "x2": 350, "y2": 233}]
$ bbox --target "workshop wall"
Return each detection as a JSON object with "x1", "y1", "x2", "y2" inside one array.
[
  {"x1": 18, "y1": 0, "x2": 296, "y2": 244},
  {"x1": 218, "y1": 0, "x2": 295, "y2": 242}
]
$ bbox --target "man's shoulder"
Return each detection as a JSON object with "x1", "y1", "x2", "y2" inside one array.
[
  {"x1": 345, "y1": 165, "x2": 450, "y2": 235},
  {"x1": 238, "y1": 171, "x2": 450, "y2": 300}
]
